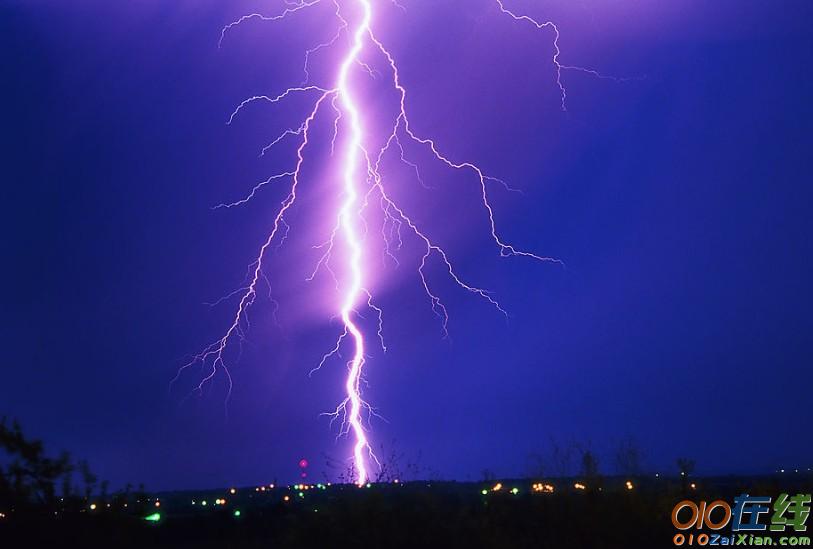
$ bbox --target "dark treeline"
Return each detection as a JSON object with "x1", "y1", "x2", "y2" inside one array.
[
  {"x1": 0, "y1": 418, "x2": 148, "y2": 517},
  {"x1": 2, "y1": 420, "x2": 811, "y2": 548}
]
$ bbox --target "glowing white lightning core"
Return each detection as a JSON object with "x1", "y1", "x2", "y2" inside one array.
[
  {"x1": 335, "y1": 0, "x2": 373, "y2": 486},
  {"x1": 178, "y1": 0, "x2": 625, "y2": 486}
]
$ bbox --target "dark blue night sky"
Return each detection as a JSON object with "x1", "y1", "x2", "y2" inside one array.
[{"x1": 1, "y1": 0, "x2": 811, "y2": 490}]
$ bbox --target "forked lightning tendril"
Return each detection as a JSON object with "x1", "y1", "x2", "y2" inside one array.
[{"x1": 178, "y1": 0, "x2": 625, "y2": 485}]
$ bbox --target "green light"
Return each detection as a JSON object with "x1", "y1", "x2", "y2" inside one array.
[
  {"x1": 511, "y1": 488, "x2": 519, "y2": 495},
  {"x1": 233, "y1": 510, "x2": 241, "y2": 517},
  {"x1": 201, "y1": 500, "x2": 207, "y2": 506},
  {"x1": 298, "y1": 492, "x2": 304, "y2": 497},
  {"x1": 144, "y1": 513, "x2": 161, "y2": 522},
  {"x1": 481, "y1": 489, "x2": 488, "y2": 495},
  {"x1": 366, "y1": 483, "x2": 371, "y2": 488}
]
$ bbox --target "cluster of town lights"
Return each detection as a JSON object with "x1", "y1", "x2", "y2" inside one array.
[
  {"x1": 475, "y1": 480, "x2": 644, "y2": 496},
  {"x1": 53, "y1": 475, "x2": 748, "y2": 525},
  {"x1": 532, "y1": 483, "x2": 555, "y2": 493}
]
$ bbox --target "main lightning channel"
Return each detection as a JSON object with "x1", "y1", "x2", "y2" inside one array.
[{"x1": 335, "y1": 0, "x2": 374, "y2": 486}]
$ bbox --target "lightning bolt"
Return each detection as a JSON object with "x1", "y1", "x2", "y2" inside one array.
[
  {"x1": 335, "y1": 0, "x2": 374, "y2": 486},
  {"x1": 176, "y1": 0, "x2": 627, "y2": 486}
]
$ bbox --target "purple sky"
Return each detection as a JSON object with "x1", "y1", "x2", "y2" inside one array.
[{"x1": 2, "y1": 0, "x2": 812, "y2": 490}]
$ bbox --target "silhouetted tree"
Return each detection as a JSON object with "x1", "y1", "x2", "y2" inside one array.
[
  {"x1": 677, "y1": 457, "x2": 696, "y2": 492},
  {"x1": 61, "y1": 468, "x2": 74, "y2": 499},
  {"x1": 614, "y1": 437, "x2": 643, "y2": 478},
  {"x1": 0, "y1": 418, "x2": 73, "y2": 508},
  {"x1": 375, "y1": 439, "x2": 406, "y2": 482},
  {"x1": 527, "y1": 452, "x2": 545, "y2": 478},
  {"x1": 481, "y1": 469, "x2": 496, "y2": 482},
  {"x1": 78, "y1": 460, "x2": 97, "y2": 501},
  {"x1": 579, "y1": 448, "x2": 603, "y2": 491},
  {"x1": 550, "y1": 438, "x2": 577, "y2": 477}
]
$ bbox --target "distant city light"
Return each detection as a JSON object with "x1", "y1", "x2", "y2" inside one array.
[
  {"x1": 625, "y1": 481, "x2": 634, "y2": 490},
  {"x1": 574, "y1": 483, "x2": 586, "y2": 490},
  {"x1": 532, "y1": 483, "x2": 554, "y2": 493},
  {"x1": 230, "y1": 488, "x2": 237, "y2": 494},
  {"x1": 492, "y1": 483, "x2": 503, "y2": 492},
  {"x1": 89, "y1": 504, "x2": 97, "y2": 510}
]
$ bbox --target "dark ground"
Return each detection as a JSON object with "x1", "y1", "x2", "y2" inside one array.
[{"x1": 2, "y1": 474, "x2": 811, "y2": 548}]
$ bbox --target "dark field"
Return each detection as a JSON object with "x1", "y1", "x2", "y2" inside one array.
[{"x1": 2, "y1": 474, "x2": 811, "y2": 548}]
